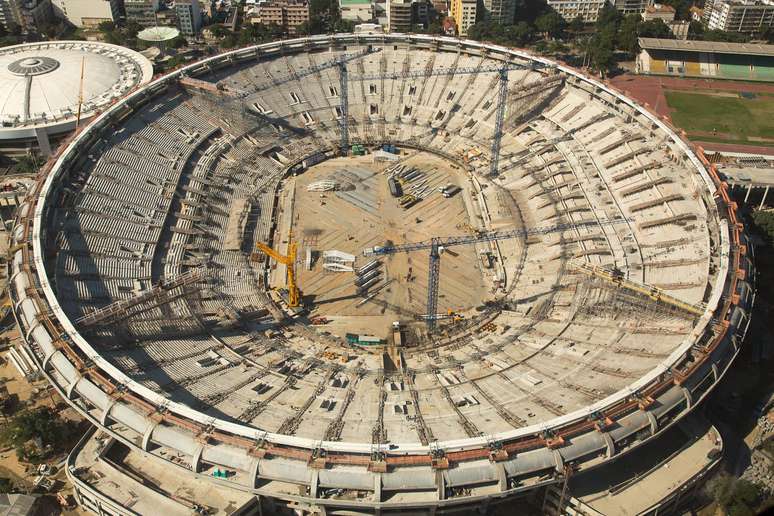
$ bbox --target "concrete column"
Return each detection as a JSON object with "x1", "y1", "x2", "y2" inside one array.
[
  {"x1": 552, "y1": 450, "x2": 564, "y2": 472},
  {"x1": 250, "y1": 458, "x2": 261, "y2": 489},
  {"x1": 65, "y1": 375, "x2": 81, "y2": 399},
  {"x1": 309, "y1": 468, "x2": 319, "y2": 499},
  {"x1": 34, "y1": 127, "x2": 52, "y2": 157},
  {"x1": 372, "y1": 472, "x2": 382, "y2": 502},
  {"x1": 191, "y1": 444, "x2": 204, "y2": 473},
  {"x1": 646, "y1": 411, "x2": 659, "y2": 435},
  {"x1": 436, "y1": 470, "x2": 446, "y2": 500},
  {"x1": 141, "y1": 422, "x2": 158, "y2": 451},
  {"x1": 681, "y1": 387, "x2": 693, "y2": 409},
  {"x1": 602, "y1": 432, "x2": 615, "y2": 458},
  {"x1": 100, "y1": 399, "x2": 116, "y2": 426},
  {"x1": 495, "y1": 462, "x2": 508, "y2": 492},
  {"x1": 760, "y1": 185, "x2": 770, "y2": 209}
]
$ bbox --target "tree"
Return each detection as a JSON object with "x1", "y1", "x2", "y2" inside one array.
[
  {"x1": 657, "y1": 0, "x2": 692, "y2": 20},
  {"x1": 0, "y1": 407, "x2": 79, "y2": 462},
  {"x1": 569, "y1": 15, "x2": 585, "y2": 35},
  {"x1": 688, "y1": 20, "x2": 704, "y2": 39},
  {"x1": 515, "y1": 0, "x2": 551, "y2": 24},
  {"x1": 535, "y1": 11, "x2": 565, "y2": 39},
  {"x1": 596, "y1": 3, "x2": 622, "y2": 33},
  {"x1": 97, "y1": 21, "x2": 115, "y2": 33},
  {"x1": 585, "y1": 29, "x2": 616, "y2": 77},
  {"x1": 701, "y1": 29, "x2": 750, "y2": 43},
  {"x1": 11, "y1": 154, "x2": 39, "y2": 175},
  {"x1": 753, "y1": 210, "x2": 774, "y2": 242}
]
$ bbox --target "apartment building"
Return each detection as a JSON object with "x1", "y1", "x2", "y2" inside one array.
[
  {"x1": 387, "y1": 0, "x2": 412, "y2": 31},
  {"x1": 124, "y1": 0, "x2": 160, "y2": 26},
  {"x1": 614, "y1": 0, "x2": 649, "y2": 15},
  {"x1": 450, "y1": 0, "x2": 476, "y2": 35},
  {"x1": 547, "y1": 0, "x2": 607, "y2": 21},
  {"x1": 252, "y1": 0, "x2": 309, "y2": 34},
  {"x1": 704, "y1": 0, "x2": 774, "y2": 32},
  {"x1": 51, "y1": 0, "x2": 121, "y2": 28},
  {"x1": 0, "y1": 0, "x2": 53, "y2": 32},
  {"x1": 175, "y1": 0, "x2": 201, "y2": 35},
  {"x1": 480, "y1": 0, "x2": 514, "y2": 24}
]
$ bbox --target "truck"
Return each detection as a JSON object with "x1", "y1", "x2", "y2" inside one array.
[
  {"x1": 442, "y1": 184, "x2": 461, "y2": 198},
  {"x1": 388, "y1": 176, "x2": 402, "y2": 197}
]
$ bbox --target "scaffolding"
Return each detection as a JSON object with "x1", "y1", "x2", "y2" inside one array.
[{"x1": 74, "y1": 268, "x2": 206, "y2": 328}]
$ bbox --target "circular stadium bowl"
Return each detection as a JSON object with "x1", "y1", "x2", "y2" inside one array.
[
  {"x1": 10, "y1": 34, "x2": 751, "y2": 513},
  {"x1": 0, "y1": 41, "x2": 153, "y2": 155}
]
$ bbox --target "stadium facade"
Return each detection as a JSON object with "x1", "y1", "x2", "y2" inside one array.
[{"x1": 9, "y1": 34, "x2": 752, "y2": 514}]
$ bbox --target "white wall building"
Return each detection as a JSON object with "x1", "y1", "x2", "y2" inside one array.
[
  {"x1": 51, "y1": 0, "x2": 121, "y2": 27},
  {"x1": 547, "y1": 0, "x2": 607, "y2": 22}
]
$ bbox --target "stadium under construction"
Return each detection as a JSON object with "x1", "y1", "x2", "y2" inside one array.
[{"x1": 8, "y1": 34, "x2": 752, "y2": 515}]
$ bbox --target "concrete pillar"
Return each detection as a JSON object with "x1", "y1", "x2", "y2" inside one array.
[
  {"x1": 646, "y1": 411, "x2": 659, "y2": 435},
  {"x1": 34, "y1": 127, "x2": 52, "y2": 157},
  {"x1": 496, "y1": 462, "x2": 508, "y2": 492},
  {"x1": 309, "y1": 468, "x2": 319, "y2": 499},
  {"x1": 141, "y1": 422, "x2": 158, "y2": 451},
  {"x1": 191, "y1": 444, "x2": 204, "y2": 473},
  {"x1": 744, "y1": 184, "x2": 752, "y2": 203},
  {"x1": 436, "y1": 470, "x2": 446, "y2": 500},
  {"x1": 100, "y1": 399, "x2": 116, "y2": 426},
  {"x1": 552, "y1": 450, "x2": 564, "y2": 472},
  {"x1": 681, "y1": 387, "x2": 693, "y2": 409},
  {"x1": 759, "y1": 185, "x2": 769, "y2": 209},
  {"x1": 250, "y1": 458, "x2": 261, "y2": 489},
  {"x1": 603, "y1": 432, "x2": 615, "y2": 458},
  {"x1": 372, "y1": 472, "x2": 382, "y2": 502},
  {"x1": 65, "y1": 375, "x2": 81, "y2": 399}
]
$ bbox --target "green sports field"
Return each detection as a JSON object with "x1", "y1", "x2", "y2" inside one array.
[{"x1": 664, "y1": 90, "x2": 774, "y2": 146}]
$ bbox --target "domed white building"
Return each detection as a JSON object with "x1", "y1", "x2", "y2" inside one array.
[{"x1": 0, "y1": 41, "x2": 153, "y2": 156}]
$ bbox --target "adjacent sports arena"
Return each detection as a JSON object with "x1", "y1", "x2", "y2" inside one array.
[
  {"x1": 9, "y1": 34, "x2": 751, "y2": 514},
  {"x1": 0, "y1": 41, "x2": 152, "y2": 156}
]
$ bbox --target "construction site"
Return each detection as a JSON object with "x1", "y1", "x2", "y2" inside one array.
[{"x1": 7, "y1": 34, "x2": 753, "y2": 515}]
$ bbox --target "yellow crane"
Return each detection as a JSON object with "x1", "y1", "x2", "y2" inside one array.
[{"x1": 252, "y1": 235, "x2": 301, "y2": 308}]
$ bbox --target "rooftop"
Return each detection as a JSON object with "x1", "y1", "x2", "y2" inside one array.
[
  {"x1": 0, "y1": 41, "x2": 152, "y2": 133},
  {"x1": 639, "y1": 37, "x2": 774, "y2": 56}
]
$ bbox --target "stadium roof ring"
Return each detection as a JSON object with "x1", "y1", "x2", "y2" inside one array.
[{"x1": 10, "y1": 35, "x2": 751, "y2": 512}]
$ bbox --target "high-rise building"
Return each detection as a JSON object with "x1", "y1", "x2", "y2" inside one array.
[
  {"x1": 387, "y1": 0, "x2": 413, "y2": 31},
  {"x1": 251, "y1": 0, "x2": 309, "y2": 34},
  {"x1": 703, "y1": 0, "x2": 774, "y2": 33},
  {"x1": 124, "y1": 0, "x2": 160, "y2": 26},
  {"x1": 480, "y1": 0, "x2": 514, "y2": 24},
  {"x1": 175, "y1": 0, "x2": 201, "y2": 36},
  {"x1": 614, "y1": 0, "x2": 650, "y2": 15},
  {"x1": 339, "y1": 0, "x2": 374, "y2": 21},
  {"x1": 51, "y1": 0, "x2": 121, "y2": 28},
  {"x1": 0, "y1": 0, "x2": 54, "y2": 33},
  {"x1": 450, "y1": 0, "x2": 476, "y2": 35},
  {"x1": 547, "y1": 0, "x2": 607, "y2": 21}
]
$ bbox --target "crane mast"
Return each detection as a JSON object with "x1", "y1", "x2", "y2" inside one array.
[
  {"x1": 364, "y1": 219, "x2": 628, "y2": 331},
  {"x1": 253, "y1": 237, "x2": 300, "y2": 308}
]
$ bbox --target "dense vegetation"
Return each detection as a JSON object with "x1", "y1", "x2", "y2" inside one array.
[{"x1": 0, "y1": 407, "x2": 82, "y2": 462}]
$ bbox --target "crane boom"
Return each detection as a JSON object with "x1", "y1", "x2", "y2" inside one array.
[
  {"x1": 363, "y1": 219, "x2": 627, "y2": 256},
  {"x1": 347, "y1": 61, "x2": 551, "y2": 82},
  {"x1": 253, "y1": 240, "x2": 300, "y2": 308},
  {"x1": 364, "y1": 218, "x2": 628, "y2": 332}
]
